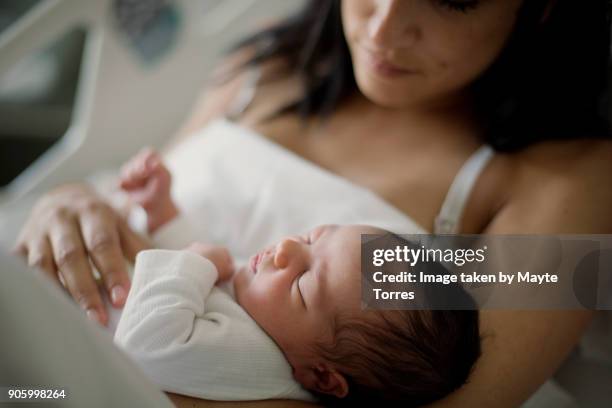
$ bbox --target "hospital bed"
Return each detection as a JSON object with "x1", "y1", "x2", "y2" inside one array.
[{"x1": 0, "y1": 1, "x2": 610, "y2": 407}]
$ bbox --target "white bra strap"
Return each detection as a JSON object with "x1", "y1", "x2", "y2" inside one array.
[
  {"x1": 434, "y1": 145, "x2": 495, "y2": 234},
  {"x1": 225, "y1": 65, "x2": 262, "y2": 121}
]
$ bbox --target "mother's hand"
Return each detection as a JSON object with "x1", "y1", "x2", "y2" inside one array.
[{"x1": 13, "y1": 183, "x2": 151, "y2": 325}]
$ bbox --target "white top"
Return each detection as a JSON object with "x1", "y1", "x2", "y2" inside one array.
[
  {"x1": 159, "y1": 118, "x2": 493, "y2": 259},
  {"x1": 113, "y1": 217, "x2": 314, "y2": 402}
]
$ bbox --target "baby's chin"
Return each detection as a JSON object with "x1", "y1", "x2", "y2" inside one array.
[{"x1": 232, "y1": 265, "x2": 253, "y2": 303}]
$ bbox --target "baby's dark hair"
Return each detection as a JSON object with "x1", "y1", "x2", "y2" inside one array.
[{"x1": 312, "y1": 308, "x2": 480, "y2": 407}]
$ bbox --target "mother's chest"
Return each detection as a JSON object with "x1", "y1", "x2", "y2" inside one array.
[{"x1": 258, "y1": 123, "x2": 474, "y2": 230}]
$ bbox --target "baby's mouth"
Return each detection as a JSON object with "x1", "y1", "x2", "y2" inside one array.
[
  {"x1": 250, "y1": 247, "x2": 274, "y2": 274},
  {"x1": 249, "y1": 253, "x2": 260, "y2": 274}
]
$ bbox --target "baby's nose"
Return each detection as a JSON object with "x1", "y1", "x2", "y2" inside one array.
[{"x1": 273, "y1": 238, "x2": 304, "y2": 269}]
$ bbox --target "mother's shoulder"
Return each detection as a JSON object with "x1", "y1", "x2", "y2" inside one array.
[
  {"x1": 506, "y1": 137, "x2": 612, "y2": 182},
  {"x1": 489, "y1": 137, "x2": 612, "y2": 233}
]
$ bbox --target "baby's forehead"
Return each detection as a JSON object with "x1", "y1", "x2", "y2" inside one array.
[
  {"x1": 313, "y1": 225, "x2": 391, "y2": 289},
  {"x1": 320, "y1": 232, "x2": 364, "y2": 292},
  {"x1": 320, "y1": 225, "x2": 387, "y2": 266}
]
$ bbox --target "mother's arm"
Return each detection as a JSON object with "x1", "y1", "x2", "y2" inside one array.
[{"x1": 429, "y1": 140, "x2": 612, "y2": 408}]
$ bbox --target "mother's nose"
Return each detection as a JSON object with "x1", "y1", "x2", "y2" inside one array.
[{"x1": 368, "y1": 0, "x2": 420, "y2": 49}]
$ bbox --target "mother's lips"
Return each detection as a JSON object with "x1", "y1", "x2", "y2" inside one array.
[{"x1": 361, "y1": 47, "x2": 419, "y2": 76}]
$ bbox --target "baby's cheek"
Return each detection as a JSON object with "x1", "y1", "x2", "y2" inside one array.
[
  {"x1": 247, "y1": 290, "x2": 286, "y2": 321},
  {"x1": 234, "y1": 282, "x2": 264, "y2": 311},
  {"x1": 243, "y1": 288, "x2": 269, "y2": 308}
]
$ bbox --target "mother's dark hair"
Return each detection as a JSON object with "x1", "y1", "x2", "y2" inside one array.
[{"x1": 223, "y1": 0, "x2": 611, "y2": 152}]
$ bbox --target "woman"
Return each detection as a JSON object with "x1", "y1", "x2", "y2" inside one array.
[{"x1": 14, "y1": 0, "x2": 612, "y2": 406}]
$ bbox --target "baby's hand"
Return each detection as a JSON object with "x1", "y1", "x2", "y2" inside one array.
[
  {"x1": 119, "y1": 147, "x2": 177, "y2": 233},
  {"x1": 185, "y1": 243, "x2": 235, "y2": 283}
]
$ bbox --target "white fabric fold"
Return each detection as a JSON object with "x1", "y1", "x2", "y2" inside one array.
[{"x1": 114, "y1": 249, "x2": 314, "y2": 402}]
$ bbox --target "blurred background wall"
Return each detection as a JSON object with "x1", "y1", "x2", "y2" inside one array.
[{"x1": 0, "y1": 0, "x2": 304, "y2": 200}]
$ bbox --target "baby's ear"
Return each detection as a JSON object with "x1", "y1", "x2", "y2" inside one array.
[{"x1": 311, "y1": 363, "x2": 349, "y2": 398}]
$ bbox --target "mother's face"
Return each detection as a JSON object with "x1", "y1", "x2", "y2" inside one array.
[{"x1": 341, "y1": 0, "x2": 525, "y2": 109}]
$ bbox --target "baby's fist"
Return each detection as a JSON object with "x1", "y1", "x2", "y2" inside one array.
[
  {"x1": 185, "y1": 243, "x2": 235, "y2": 282},
  {"x1": 119, "y1": 147, "x2": 171, "y2": 208},
  {"x1": 120, "y1": 147, "x2": 177, "y2": 233}
]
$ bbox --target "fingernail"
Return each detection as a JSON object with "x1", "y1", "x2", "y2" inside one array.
[
  {"x1": 111, "y1": 285, "x2": 127, "y2": 305},
  {"x1": 86, "y1": 308, "x2": 101, "y2": 324}
]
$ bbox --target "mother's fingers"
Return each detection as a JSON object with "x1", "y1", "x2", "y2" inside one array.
[
  {"x1": 117, "y1": 217, "x2": 151, "y2": 262},
  {"x1": 11, "y1": 240, "x2": 27, "y2": 257},
  {"x1": 48, "y1": 214, "x2": 108, "y2": 326},
  {"x1": 79, "y1": 207, "x2": 131, "y2": 308},
  {"x1": 27, "y1": 237, "x2": 60, "y2": 285},
  {"x1": 13, "y1": 228, "x2": 59, "y2": 285}
]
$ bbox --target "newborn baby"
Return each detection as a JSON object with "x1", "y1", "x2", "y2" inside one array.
[{"x1": 114, "y1": 148, "x2": 481, "y2": 406}]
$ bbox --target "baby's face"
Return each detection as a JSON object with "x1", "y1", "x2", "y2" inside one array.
[{"x1": 233, "y1": 224, "x2": 385, "y2": 373}]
